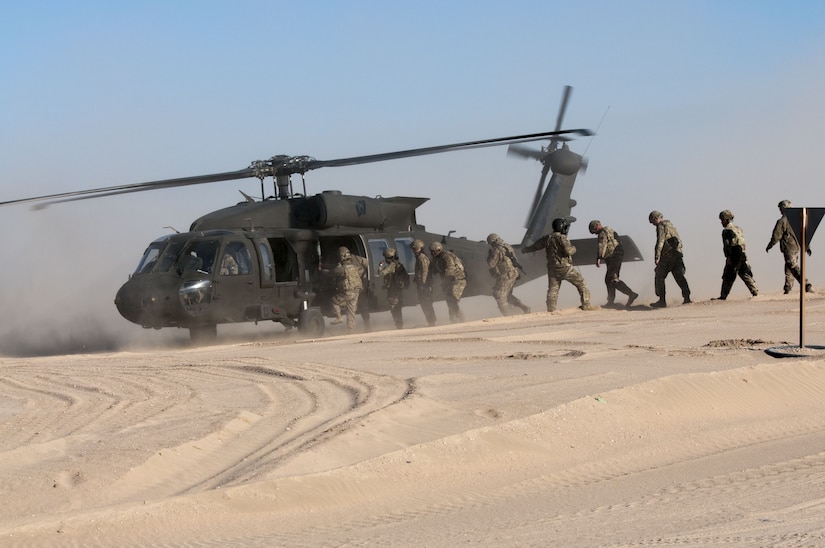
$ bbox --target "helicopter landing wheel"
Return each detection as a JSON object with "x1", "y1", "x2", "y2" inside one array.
[
  {"x1": 297, "y1": 308, "x2": 325, "y2": 338},
  {"x1": 189, "y1": 324, "x2": 217, "y2": 345}
]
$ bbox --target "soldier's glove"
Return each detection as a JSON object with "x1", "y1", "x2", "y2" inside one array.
[
  {"x1": 807, "y1": 248, "x2": 813, "y2": 256},
  {"x1": 765, "y1": 246, "x2": 771, "y2": 253}
]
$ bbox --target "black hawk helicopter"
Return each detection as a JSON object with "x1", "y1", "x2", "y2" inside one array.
[{"x1": 1, "y1": 88, "x2": 642, "y2": 343}]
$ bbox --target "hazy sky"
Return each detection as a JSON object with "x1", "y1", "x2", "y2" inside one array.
[{"x1": 2, "y1": 1, "x2": 825, "y2": 354}]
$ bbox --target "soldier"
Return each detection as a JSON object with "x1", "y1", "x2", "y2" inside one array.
[
  {"x1": 714, "y1": 210, "x2": 759, "y2": 300},
  {"x1": 766, "y1": 200, "x2": 813, "y2": 294},
  {"x1": 337, "y1": 246, "x2": 372, "y2": 331},
  {"x1": 410, "y1": 239, "x2": 437, "y2": 326},
  {"x1": 378, "y1": 247, "x2": 410, "y2": 329},
  {"x1": 219, "y1": 252, "x2": 239, "y2": 276},
  {"x1": 522, "y1": 218, "x2": 592, "y2": 312},
  {"x1": 588, "y1": 220, "x2": 638, "y2": 307},
  {"x1": 330, "y1": 247, "x2": 363, "y2": 332},
  {"x1": 486, "y1": 233, "x2": 530, "y2": 315},
  {"x1": 429, "y1": 241, "x2": 467, "y2": 323},
  {"x1": 648, "y1": 210, "x2": 691, "y2": 307}
]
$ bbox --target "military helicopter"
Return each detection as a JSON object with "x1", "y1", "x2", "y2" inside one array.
[{"x1": 2, "y1": 88, "x2": 642, "y2": 343}]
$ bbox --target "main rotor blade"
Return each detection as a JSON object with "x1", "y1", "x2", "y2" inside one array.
[
  {"x1": 1, "y1": 127, "x2": 592, "y2": 209},
  {"x1": 306, "y1": 128, "x2": 592, "y2": 170},
  {"x1": 555, "y1": 86, "x2": 572, "y2": 133},
  {"x1": 548, "y1": 85, "x2": 573, "y2": 153},
  {"x1": 0, "y1": 169, "x2": 254, "y2": 208}
]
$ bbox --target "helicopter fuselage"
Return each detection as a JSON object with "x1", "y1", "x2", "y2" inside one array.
[{"x1": 113, "y1": 191, "x2": 545, "y2": 341}]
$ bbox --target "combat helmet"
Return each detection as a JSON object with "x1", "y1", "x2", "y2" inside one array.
[
  {"x1": 778, "y1": 200, "x2": 791, "y2": 210},
  {"x1": 648, "y1": 210, "x2": 663, "y2": 223},
  {"x1": 719, "y1": 210, "x2": 734, "y2": 222},
  {"x1": 551, "y1": 218, "x2": 570, "y2": 235},
  {"x1": 588, "y1": 220, "x2": 601, "y2": 234},
  {"x1": 383, "y1": 247, "x2": 397, "y2": 259},
  {"x1": 410, "y1": 239, "x2": 425, "y2": 251},
  {"x1": 429, "y1": 241, "x2": 443, "y2": 253},
  {"x1": 486, "y1": 233, "x2": 502, "y2": 245}
]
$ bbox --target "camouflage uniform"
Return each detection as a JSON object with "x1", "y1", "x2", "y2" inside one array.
[
  {"x1": 717, "y1": 210, "x2": 758, "y2": 299},
  {"x1": 429, "y1": 242, "x2": 467, "y2": 323},
  {"x1": 411, "y1": 239, "x2": 437, "y2": 326},
  {"x1": 219, "y1": 254, "x2": 239, "y2": 276},
  {"x1": 766, "y1": 201, "x2": 812, "y2": 294},
  {"x1": 649, "y1": 211, "x2": 691, "y2": 307},
  {"x1": 331, "y1": 249, "x2": 363, "y2": 332},
  {"x1": 589, "y1": 220, "x2": 638, "y2": 307},
  {"x1": 348, "y1": 252, "x2": 372, "y2": 330},
  {"x1": 523, "y1": 223, "x2": 591, "y2": 312},
  {"x1": 378, "y1": 248, "x2": 410, "y2": 329},
  {"x1": 486, "y1": 233, "x2": 530, "y2": 316}
]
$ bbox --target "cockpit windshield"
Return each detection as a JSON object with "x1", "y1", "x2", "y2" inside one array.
[
  {"x1": 134, "y1": 242, "x2": 165, "y2": 274},
  {"x1": 133, "y1": 239, "x2": 186, "y2": 275}
]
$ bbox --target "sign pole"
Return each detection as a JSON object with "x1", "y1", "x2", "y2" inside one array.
[{"x1": 799, "y1": 207, "x2": 807, "y2": 349}]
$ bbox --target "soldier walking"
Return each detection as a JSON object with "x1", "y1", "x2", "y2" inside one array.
[
  {"x1": 648, "y1": 210, "x2": 691, "y2": 307},
  {"x1": 766, "y1": 200, "x2": 813, "y2": 294},
  {"x1": 588, "y1": 220, "x2": 638, "y2": 307},
  {"x1": 486, "y1": 233, "x2": 530, "y2": 315},
  {"x1": 330, "y1": 247, "x2": 363, "y2": 332},
  {"x1": 378, "y1": 247, "x2": 410, "y2": 329},
  {"x1": 429, "y1": 241, "x2": 467, "y2": 323},
  {"x1": 523, "y1": 218, "x2": 592, "y2": 312},
  {"x1": 714, "y1": 210, "x2": 759, "y2": 300},
  {"x1": 410, "y1": 239, "x2": 437, "y2": 326},
  {"x1": 338, "y1": 246, "x2": 372, "y2": 331}
]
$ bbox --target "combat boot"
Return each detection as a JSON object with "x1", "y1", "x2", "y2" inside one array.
[
  {"x1": 626, "y1": 292, "x2": 638, "y2": 307},
  {"x1": 650, "y1": 299, "x2": 667, "y2": 308}
]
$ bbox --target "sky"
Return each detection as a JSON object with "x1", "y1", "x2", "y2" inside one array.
[{"x1": 2, "y1": 0, "x2": 825, "y2": 354}]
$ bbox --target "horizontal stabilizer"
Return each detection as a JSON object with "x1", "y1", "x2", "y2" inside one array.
[{"x1": 568, "y1": 235, "x2": 644, "y2": 266}]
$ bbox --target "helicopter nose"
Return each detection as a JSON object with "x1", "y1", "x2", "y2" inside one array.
[{"x1": 115, "y1": 274, "x2": 183, "y2": 328}]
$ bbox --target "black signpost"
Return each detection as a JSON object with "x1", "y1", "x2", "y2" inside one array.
[{"x1": 783, "y1": 207, "x2": 825, "y2": 348}]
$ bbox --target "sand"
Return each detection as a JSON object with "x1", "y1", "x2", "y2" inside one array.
[{"x1": 2, "y1": 292, "x2": 825, "y2": 546}]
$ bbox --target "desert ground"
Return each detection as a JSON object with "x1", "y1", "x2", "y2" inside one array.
[{"x1": 2, "y1": 290, "x2": 825, "y2": 547}]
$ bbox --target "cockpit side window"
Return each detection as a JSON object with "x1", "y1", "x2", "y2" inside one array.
[
  {"x1": 220, "y1": 241, "x2": 252, "y2": 276},
  {"x1": 179, "y1": 240, "x2": 218, "y2": 274}
]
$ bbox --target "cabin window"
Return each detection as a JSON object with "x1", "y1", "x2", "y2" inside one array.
[
  {"x1": 367, "y1": 239, "x2": 389, "y2": 274},
  {"x1": 394, "y1": 237, "x2": 415, "y2": 274},
  {"x1": 258, "y1": 242, "x2": 274, "y2": 282}
]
